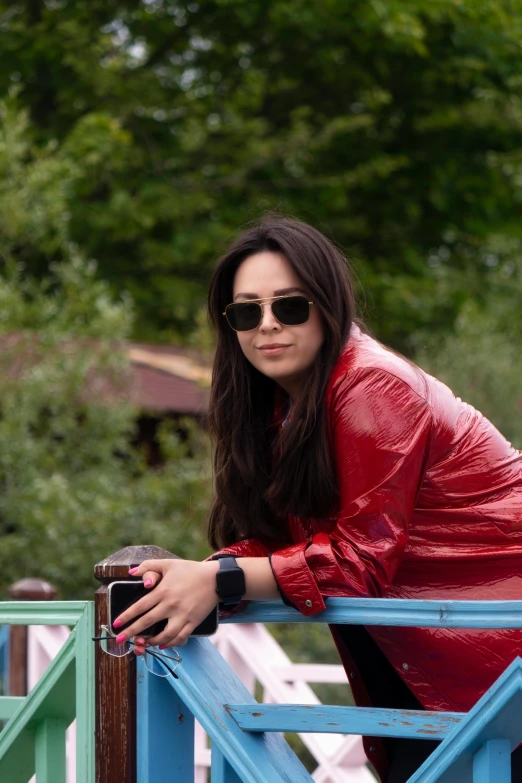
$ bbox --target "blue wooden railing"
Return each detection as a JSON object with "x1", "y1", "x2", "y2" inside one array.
[
  {"x1": 0, "y1": 623, "x2": 9, "y2": 732},
  {"x1": 0, "y1": 624, "x2": 8, "y2": 697},
  {"x1": 137, "y1": 598, "x2": 522, "y2": 783},
  {"x1": 1, "y1": 598, "x2": 520, "y2": 781}
]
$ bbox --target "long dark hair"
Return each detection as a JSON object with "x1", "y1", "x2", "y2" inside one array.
[{"x1": 207, "y1": 216, "x2": 358, "y2": 549}]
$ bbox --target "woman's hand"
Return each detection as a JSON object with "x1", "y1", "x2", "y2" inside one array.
[{"x1": 112, "y1": 558, "x2": 219, "y2": 651}]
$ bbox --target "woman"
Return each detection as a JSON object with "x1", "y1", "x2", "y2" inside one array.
[{"x1": 113, "y1": 216, "x2": 522, "y2": 782}]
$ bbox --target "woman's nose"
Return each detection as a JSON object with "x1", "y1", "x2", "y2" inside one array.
[{"x1": 259, "y1": 303, "x2": 282, "y2": 331}]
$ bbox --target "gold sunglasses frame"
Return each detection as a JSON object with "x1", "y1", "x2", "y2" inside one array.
[{"x1": 223, "y1": 294, "x2": 315, "y2": 332}]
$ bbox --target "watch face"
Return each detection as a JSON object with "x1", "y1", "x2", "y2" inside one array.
[{"x1": 217, "y1": 561, "x2": 246, "y2": 600}]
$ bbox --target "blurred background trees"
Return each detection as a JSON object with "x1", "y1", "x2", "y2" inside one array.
[
  {"x1": 0, "y1": 6, "x2": 520, "y2": 763},
  {"x1": 0, "y1": 252, "x2": 212, "y2": 600},
  {"x1": 0, "y1": 0, "x2": 520, "y2": 617},
  {"x1": 0, "y1": 103, "x2": 211, "y2": 599},
  {"x1": 1, "y1": 0, "x2": 521, "y2": 349}
]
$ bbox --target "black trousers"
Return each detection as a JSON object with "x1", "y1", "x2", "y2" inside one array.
[
  {"x1": 335, "y1": 625, "x2": 522, "y2": 782},
  {"x1": 387, "y1": 736, "x2": 522, "y2": 783},
  {"x1": 386, "y1": 739, "x2": 439, "y2": 783}
]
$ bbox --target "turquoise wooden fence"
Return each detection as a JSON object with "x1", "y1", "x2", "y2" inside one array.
[
  {"x1": 137, "y1": 597, "x2": 522, "y2": 783},
  {"x1": 0, "y1": 601, "x2": 94, "y2": 783},
  {"x1": 1, "y1": 596, "x2": 521, "y2": 782}
]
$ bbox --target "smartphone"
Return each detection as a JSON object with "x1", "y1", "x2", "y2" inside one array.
[{"x1": 107, "y1": 580, "x2": 218, "y2": 638}]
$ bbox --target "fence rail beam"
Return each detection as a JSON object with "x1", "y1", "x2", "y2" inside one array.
[
  {"x1": 0, "y1": 602, "x2": 89, "y2": 626},
  {"x1": 222, "y1": 597, "x2": 522, "y2": 628},
  {"x1": 226, "y1": 703, "x2": 465, "y2": 739}
]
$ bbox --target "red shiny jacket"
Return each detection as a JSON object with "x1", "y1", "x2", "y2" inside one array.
[{"x1": 212, "y1": 325, "x2": 522, "y2": 770}]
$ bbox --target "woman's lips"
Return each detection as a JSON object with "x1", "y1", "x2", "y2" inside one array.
[{"x1": 258, "y1": 345, "x2": 291, "y2": 356}]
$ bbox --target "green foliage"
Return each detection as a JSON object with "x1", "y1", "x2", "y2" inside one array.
[
  {"x1": 1, "y1": 1, "x2": 522, "y2": 349},
  {"x1": 0, "y1": 98, "x2": 73, "y2": 264},
  {"x1": 0, "y1": 124, "x2": 212, "y2": 600},
  {"x1": 0, "y1": 258, "x2": 213, "y2": 601},
  {"x1": 0, "y1": 92, "x2": 212, "y2": 600},
  {"x1": 417, "y1": 248, "x2": 522, "y2": 449}
]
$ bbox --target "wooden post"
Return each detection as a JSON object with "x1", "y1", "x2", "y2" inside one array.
[
  {"x1": 94, "y1": 545, "x2": 179, "y2": 783},
  {"x1": 8, "y1": 578, "x2": 58, "y2": 697}
]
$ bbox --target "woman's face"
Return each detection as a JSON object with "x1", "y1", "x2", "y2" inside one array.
[{"x1": 231, "y1": 251, "x2": 324, "y2": 399}]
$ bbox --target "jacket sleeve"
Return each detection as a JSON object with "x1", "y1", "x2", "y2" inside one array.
[
  {"x1": 206, "y1": 538, "x2": 277, "y2": 560},
  {"x1": 270, "y1": 368, "x2": 433, "y2": 615}
]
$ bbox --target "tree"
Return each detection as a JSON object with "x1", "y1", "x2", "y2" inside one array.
[
  {"x1": 0, "y1": 261, "x2": 213, "y2": 600},
  {"x1": 417, "y1": 240, "x2": 522, "y2": 449},
  {"x1": 0, "y1": 100, "x2": 212, "y2": 598},
  {"x1": 0, "y1": 1, "x2": 521, "y2": 349}
]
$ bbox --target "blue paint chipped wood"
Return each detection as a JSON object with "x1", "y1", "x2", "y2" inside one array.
[
  {"x1": 147, "y1": 637, "x2": 313, "y2": 783},
  {"x1": 226, "y1": 704, "x2": 464, "y2": 739},
  {"x1": 137, "y1": 657, "x2": 195, "y2": 783},
  {"x1": 2, "y1": 595, "x2": 522, "y2": 783},
  {"x1": 408, "y1": 657, "x2": 522, "y2": 783},
  {"x1": 220, "y1": 597, "x2": 522, "y2": 629},
  {"x1": 135, "y1": 599, "x2": 522, "y2": 780}
]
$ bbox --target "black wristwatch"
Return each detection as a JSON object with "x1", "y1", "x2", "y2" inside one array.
[{"x1": 214, "y1": 555, "x2": 246, "y2": 606}]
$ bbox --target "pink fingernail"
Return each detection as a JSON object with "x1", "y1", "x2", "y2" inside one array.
[
  {"x1": 112, "y1": 619, "x2": 122, "y2": 628},
  {"x1": 144, "y1": 579, "x2": 153, "y2": 588},
  {"x1": 128, "y1": 567, "x2": 139, "y2": 575},
  {"x1": 115, "y1": 633, "x2": 126, "y2": 644},
  {"x1": 159, "y1": 644, "x2": 166, "y2": 650}
]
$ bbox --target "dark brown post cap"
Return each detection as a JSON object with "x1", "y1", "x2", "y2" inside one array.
[
  {"x1": 94, "y1": 544, "x2": 178, "y2": 583},
  {"x1": 8, "y1": 578, "x2": 59, "y2": 601}
]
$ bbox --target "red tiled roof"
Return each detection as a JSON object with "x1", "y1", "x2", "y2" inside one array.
[
  {"x1": 1, "y1": 334, "x2": 211, "y2": 416},
  {"x1": 128, "y1": 343, "x2": 210, "y2": 415}
]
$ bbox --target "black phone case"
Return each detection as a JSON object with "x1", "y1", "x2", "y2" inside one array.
[{"x1": 109, "y1": 581, "x2": 218, "y2": 637}]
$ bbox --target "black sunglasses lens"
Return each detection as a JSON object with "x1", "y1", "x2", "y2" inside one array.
[
  {"x1": 227, "y1": 302, "x2": 262, "y2": 331},
  {"x1": 272, "y1": 296, "x2": 310, "y2": 325}
]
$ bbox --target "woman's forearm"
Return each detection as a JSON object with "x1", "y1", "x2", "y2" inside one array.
[{"x1": 238, "y1": 557, "x2": 281, "y2": 600}]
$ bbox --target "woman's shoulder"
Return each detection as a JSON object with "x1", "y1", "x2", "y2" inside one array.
[
  {"x1": 327, "y1": 324, "x2": 430, "y2": 402},
  {"x1": 325, "y1": 327, "x2": 519, "y2": 472}
]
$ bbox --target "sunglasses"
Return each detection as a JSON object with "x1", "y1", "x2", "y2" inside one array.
[
  {"x1": 92, "y1": 625, "x2": 181, "y2": 679},
  {"x1": 223, "y1": 295, "x2": 314, "y2": 332}
]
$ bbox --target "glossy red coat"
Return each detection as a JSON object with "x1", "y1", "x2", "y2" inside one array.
[{"x1": 212, "y1": 325, "x2": 522, "y2": 774}]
